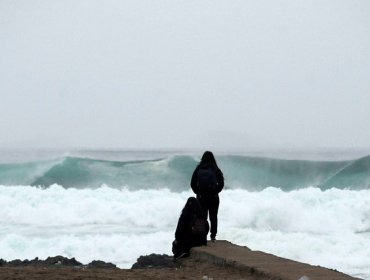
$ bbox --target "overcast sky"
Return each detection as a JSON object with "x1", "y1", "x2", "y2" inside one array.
[{"x1": 1, "y1": 0, "x2": 369, "y2": 152}]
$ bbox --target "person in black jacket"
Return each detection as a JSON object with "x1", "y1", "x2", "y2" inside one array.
[
  {"x1": 191, "y1": 151, "x2": 224, "y2": 242},
  {"x1": 173, "y1": 197, "x2": 208, "y2": 259}
]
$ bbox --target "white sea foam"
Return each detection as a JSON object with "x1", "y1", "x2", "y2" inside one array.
[{"x1": 0, "y1": 185, "x2": 369, "y2": 279}]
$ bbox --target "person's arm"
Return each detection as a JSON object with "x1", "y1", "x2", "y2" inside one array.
[
  {"x1": 190, "y1": 168, "x2": 198, "y2": 194},
  {"x1": 216, "y1": 167, "x2": 224, "y2": 193}
]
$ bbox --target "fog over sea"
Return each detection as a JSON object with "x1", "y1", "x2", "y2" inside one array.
[{"x1": 0, "y1": 150, "x2": 369, "y2": 279}]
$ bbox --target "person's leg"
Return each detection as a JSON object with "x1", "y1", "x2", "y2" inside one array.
[
  {"x1": 209, "y1": 196, "x2": 220, "y2": 240},
  {"x1": 197, "y1": 195, "x2": 209, "y2": 220},
  {"x1": 197, "y1": 195, "x2": 211, "y2": 241}
]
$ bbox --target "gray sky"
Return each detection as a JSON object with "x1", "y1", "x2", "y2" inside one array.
[{"x1": 1, "y1": 0, "x2": 369, "y2": 152}]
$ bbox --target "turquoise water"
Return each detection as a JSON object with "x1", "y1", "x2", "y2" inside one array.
[{"x1": 1, "y1": 153, "x2": 370, "y2": 190}]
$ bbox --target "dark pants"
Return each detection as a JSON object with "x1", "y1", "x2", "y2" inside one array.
[{"x1": 197, "y1": 194, "x2": 219, "y2": 239}]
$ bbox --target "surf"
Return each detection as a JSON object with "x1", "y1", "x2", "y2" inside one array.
[
  {"x1": 1, "y1": 154, "x2": 370, "y2": 190},
  {"x1": 0, "y1": 184, "x2": 369, "y2": 278}
]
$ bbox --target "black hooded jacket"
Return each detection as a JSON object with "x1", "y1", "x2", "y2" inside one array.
[
  {"x1": 174, "y1": 197, "x2": 208, "y2": 253},
  {"x1": 190, "y1": 162, "x2": 224, "y2": 195}
]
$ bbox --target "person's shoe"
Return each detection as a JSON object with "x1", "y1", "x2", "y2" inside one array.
[
  {"x1": 211, "y1": 237, "x2": 216, "y2": 242},
  {"x1": 175, "y1": 252, "x2": 189, "y2": 260}
]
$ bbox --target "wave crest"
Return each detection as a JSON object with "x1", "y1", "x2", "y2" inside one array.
[{"x1": 1, "y1": 155, "x2": 370, "y2": 190}]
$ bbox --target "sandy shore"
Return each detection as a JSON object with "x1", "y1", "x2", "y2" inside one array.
[{"x1": 0, "y1": 240, "x2": 361, "y2": 280}]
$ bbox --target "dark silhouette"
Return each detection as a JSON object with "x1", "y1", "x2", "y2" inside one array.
[
  {"x1": 191, "y1": 151, "x2": 224, "y2": 241},
  {"x1": 173, "y1": 197, "x2": 209, "y2": 259}
]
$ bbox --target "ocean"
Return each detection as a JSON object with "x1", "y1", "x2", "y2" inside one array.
[{"x1": 0, "y1": 150, "x2": 369, "y2": 279}]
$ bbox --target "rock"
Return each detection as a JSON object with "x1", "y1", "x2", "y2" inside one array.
[
  {"x1": 0, "y1": 256, "x2": 116, "y2": 269},
  {"x1": 0, "y1": 256, "x2": 82, "y2": 267},
  {"x1": 87, "y1": 260, "x2": 117, "y2": 269},
  {"x1": 44, "y1": 256, "x2": 82, "y2": 266},
  {"x1": 0, "y1": 259, "x2": 8, "y2": 267},
  {"x1": 131, "y1": 254, "x2": 177, "y2": 269},
  {"x1": 7, "y1": 259, "x2": 23, "y2": 266}
]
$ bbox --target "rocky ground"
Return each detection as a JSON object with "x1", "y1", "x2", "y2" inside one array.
[
  {"x1": 0, "y1": 254, "x2": 264, "y2": 280},
  {"x1": 0, "y1": 241, "x2": 360, "y2": 280}
]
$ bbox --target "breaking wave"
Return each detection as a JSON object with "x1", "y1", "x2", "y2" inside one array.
[{"x1": 1, "y1": 155, "x2": 370, "y2": 190}]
